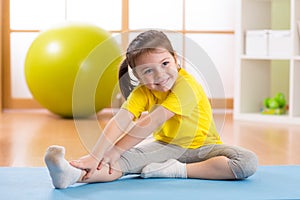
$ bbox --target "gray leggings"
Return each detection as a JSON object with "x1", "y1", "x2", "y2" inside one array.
[{"x1": 119, "y1": 141, "x2": 258, "y2": 179}]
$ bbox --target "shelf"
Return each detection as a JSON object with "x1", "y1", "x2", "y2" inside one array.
[
  {"x1": 234, "y1": 113, "x2": 300, "y2": 124},
  {"x1": 234, "y1": 0, "x2": 300, "y2": 124}
]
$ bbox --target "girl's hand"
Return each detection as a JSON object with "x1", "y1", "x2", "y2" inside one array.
[
  {"x1": 98, "y1": 146, "x2": 122, "y2": 174},
  {"x1": 70, "y1": 154, "x2": 100, "y2": 180}
]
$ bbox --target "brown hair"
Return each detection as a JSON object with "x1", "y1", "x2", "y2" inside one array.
[{"x1": 118, "y1": 30, "x2": 176, "y2": 99}]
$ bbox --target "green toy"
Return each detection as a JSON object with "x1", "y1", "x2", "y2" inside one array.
[{"x1": 262, "y1": 92, "x2": 287, "y2": 115}]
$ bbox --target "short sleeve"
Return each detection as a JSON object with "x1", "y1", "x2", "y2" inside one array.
[{"x1": 121, "y1": 86, "x2": 148, "y2": 119}]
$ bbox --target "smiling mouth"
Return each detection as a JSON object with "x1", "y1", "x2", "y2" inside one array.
[{"x1": 155, "y1": 78, "x2": 169, "y2": 86}]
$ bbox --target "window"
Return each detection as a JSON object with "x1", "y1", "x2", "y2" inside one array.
[{"x1": 2, "y1": 0, "x2": 235, "y2": 109}]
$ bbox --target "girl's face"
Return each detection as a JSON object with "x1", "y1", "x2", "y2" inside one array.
[{"x1": 134, "y1": 49, "x2": 179, "y2": 92}]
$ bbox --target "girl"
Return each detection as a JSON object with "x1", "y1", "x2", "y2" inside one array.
[{"x1": 45, "y1": 30, "x2": 258, "y2": 189}]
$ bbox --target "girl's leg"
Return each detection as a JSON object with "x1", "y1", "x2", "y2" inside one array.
[
  {"x1": 78, "y1": 164, "x2": 122, "y2": 184},
  {"x1": 142, "y1": 156, "x2": 233, "y2": 179},
  {"x1": 142, "y1": 144, "x2": 258, "y2": 180},
  {"x1": 44, "y1": 145, "x2": 122, "y2": 189},
  {"x1": 118, "y1": 141, "x2": 185, "y2": 174},
  {"x1": 79, "y1": 141, "x2": 184, "y2": 183},
  {"x1": 186, "y1": 156, "x2": 235, "y2": 179},
  {"x1": 45, "y1": 141, "x2": 181, "y2": 188},
  {"x1": 45, "y1": 145, "x2": 82, "y2": 189},
  {"x1": 192, "y1": 144, "x2": 258, "y2": 179}
]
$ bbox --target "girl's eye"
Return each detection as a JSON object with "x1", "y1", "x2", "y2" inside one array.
[
  {"x1": 143, "y1": 69, "x2": 152, "y2": 75},
  {"x1": 162, "y1": 61, "x2": 169, "y2": 67}
]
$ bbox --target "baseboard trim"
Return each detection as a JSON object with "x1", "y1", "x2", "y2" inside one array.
[
  {"x1": 209, "y1": 98, "x2": 233, "y2": 109},
  {"x1": 2, "y1": 98, "x2": 234, "y2": 110}
]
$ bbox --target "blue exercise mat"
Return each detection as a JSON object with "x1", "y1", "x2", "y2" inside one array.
[{"x1": 0, "y1": 166, "x2": 299, "y2": 200}]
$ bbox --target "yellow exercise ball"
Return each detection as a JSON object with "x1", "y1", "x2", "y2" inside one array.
[{"x1": 25, "y1": 23, "x2": 122, "y2": 118}]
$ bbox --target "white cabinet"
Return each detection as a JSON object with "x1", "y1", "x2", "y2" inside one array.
[{"x1": 234, "y1": 0, "x2": 300, "y2": 124}]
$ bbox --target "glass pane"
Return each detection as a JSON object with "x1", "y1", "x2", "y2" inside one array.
[
  {"x1": 185, "y1": 34, "x2": 235, "y2": 98},
  {"x1": 129, "y1": 0, "x2": 183, "y2": 30},
  {"x1": 10, "y1": 32, "x2": 40, "y2": 98},
  {"x1": 66, "y1": 0, "x2": 122, "y2": 31},
  {"x1": 185, "y1": 0, "x2": 235, "y2": 30},
  {"x1": 10, "y1": 0, "x2": 65, "y2": 30}
]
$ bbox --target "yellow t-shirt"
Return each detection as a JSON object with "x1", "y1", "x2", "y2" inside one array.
[{"x1": 121, "y1": 68, "x2": 222, "y2": 149}]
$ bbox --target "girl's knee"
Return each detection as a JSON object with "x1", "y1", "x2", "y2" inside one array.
[
  {"x1": 229, "y1": 148, "x2": 258, "y2": 179},
  {"x1": 242, "y1": 150, "x2": 258, "y2": 178}
]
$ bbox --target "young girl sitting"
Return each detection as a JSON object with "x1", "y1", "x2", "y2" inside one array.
[{"x1": 45, "y1": 30, "x2": 258, "y2": 189}]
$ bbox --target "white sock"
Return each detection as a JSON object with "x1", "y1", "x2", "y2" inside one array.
[
  {"x1": 141, "y1": 159, "x2": 187, "y2": 178},
  {"x1": 44, "y1": 145, "x2": 82, "y2": 189}
]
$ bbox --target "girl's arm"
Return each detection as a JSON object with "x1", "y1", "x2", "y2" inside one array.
[
  {"x1": 91, "y1": 108, "x2": 134, "y2": 158},
  {"x1": 70, "y1": 109, "x2": 134, "y2": 178},
  {"x1": 116, "y1": 105, "x2": 175, "y2": 152},
  {"x1": 99, "y1": 105, "x2": 175, "y2": 173},
  {"x1": 71, "y1": 106, "x2": 174, "y2": 178}
]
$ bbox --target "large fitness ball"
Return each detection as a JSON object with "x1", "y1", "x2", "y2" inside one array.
[{"x1": 25, "y1": 23, "x2": 122, "y2": 118}]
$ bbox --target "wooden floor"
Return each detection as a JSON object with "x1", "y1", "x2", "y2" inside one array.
[{"x1": 0, "y1": 108, "x2": 300, "y2": 167}]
